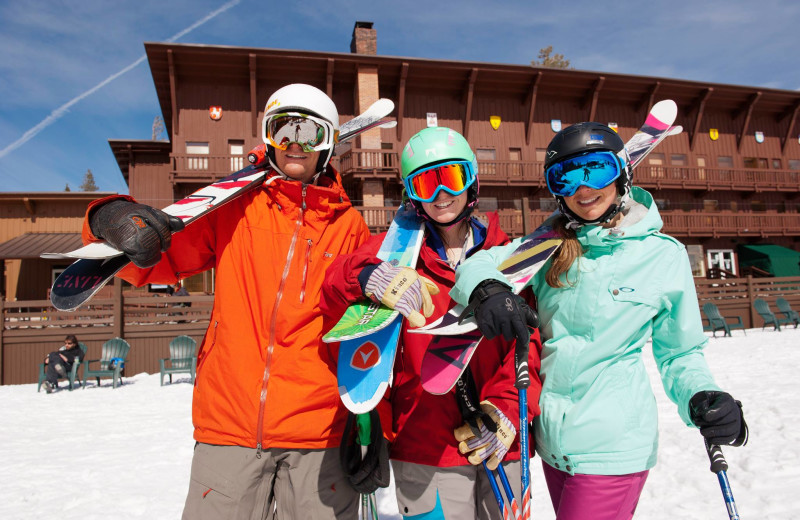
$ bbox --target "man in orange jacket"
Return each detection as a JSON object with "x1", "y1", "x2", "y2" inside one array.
[{"x1": 82, "y1": 84, "x2": 371, "y2": 519}]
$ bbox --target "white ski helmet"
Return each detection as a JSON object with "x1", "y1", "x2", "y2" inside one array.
[{"x1": 261, "y1": 83, "x2": 340, "y2": 181}]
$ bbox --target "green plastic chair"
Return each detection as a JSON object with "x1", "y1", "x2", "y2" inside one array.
[
  {"x1": 776, "y1": 297, "x2": 799, "y2": 328},
  {"x1": 159, "y1": 335, "x2": 197, "y2": 386},
  {"x1": 82, "y1": 337, "x2": 131, "y2": 389},
  {"x1": 37, "y1": 342, "x2": 88, "y2": 392},
  {"x1": 753, "y1": 298, "x2": 791, "y2": 331},
  {"x1": 701, "y1": 303, "x2": 746, "y2": 338}
]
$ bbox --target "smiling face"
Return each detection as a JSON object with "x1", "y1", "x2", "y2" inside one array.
[
  {"x1": 420, "y1": 190, "x2": 469, "y2": 224},
  {"x1": 274, "y1": 143, "x2": 321, "y2": 183},
  {"x1": 562, "y1": 183, "x2": 618, "y2": 222}
]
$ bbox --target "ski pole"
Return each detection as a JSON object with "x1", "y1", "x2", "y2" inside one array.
[
  {"x1": 704, "y1": 439, "x2": 740, "y2": 520},
  {"x1": 514, "y1": 339, "x2": 532, "y2": 520},
  {"x1": 483, "y1": 462, "x2": 513, "y2": 520},
  {"x1": 496, "y1": 464, "x2": 522, "y2": 520}
]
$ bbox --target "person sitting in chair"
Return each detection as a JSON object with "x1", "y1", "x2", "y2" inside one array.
[{"x1": 42, "y1": 334, "x2": 85, "y2": 393}]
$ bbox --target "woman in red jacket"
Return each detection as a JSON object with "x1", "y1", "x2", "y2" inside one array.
[{"x1": 321, "y1": 127, "x2": 542, "y2": 519}]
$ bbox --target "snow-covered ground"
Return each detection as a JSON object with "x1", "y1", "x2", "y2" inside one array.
[{"x1": 1, "y1": 327, "x2": 797, "y2": 519}]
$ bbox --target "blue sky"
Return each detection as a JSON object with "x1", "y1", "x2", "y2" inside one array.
[{"x1": 1, "y1": 0, "x2": 798, "y2": 194}]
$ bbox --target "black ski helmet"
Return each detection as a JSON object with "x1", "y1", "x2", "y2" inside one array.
[{"x1": 544, "y1": 122, "x2": 632, "y2": 226}]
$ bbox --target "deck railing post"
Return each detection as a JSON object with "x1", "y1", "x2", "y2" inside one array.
[{"x1": 747, "y1": 275, "x2": 756, "y2": 327}]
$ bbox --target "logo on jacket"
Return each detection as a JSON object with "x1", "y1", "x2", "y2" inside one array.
[{"x1": 351, "y1": 341, "x2": 380, "y2": 370}]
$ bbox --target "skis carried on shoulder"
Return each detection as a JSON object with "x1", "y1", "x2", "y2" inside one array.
[
  {"x1": 330, "y1": 204, "x2": 426, "y2": 414},
  {"x1": 47, "y1": 99, "x2": 397, "y2": 311},
  {"x1": 416, "y1": 100, "x2": 682, "y2": 395}
]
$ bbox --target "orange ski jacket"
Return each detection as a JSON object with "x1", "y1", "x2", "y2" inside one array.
[{"x1": 82, "y1": 169, "x2": 370, "y2": 450}]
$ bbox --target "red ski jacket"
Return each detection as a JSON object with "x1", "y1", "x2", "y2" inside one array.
[
  {"x1": 83, "y1": 169, "x2": 370, "y2": 450},
  {"x1": 321, "y1": 212, "x2": 542, "y2": 467}
]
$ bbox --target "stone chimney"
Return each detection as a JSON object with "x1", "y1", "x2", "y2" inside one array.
[{"x1": 350, "y1": 21, "x2": 376, "y2": 55}]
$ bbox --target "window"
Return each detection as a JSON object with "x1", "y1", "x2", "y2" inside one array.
[
  {"x1": 654, "y1": 199, "x2": 670, "y2": 210},
  {"x1": 509, "y1": 148, "x2": 522, "y2": 176},
  {"x1": 535, "y1": 148, "x2": 547, "y2": 163},
  {"x1": 707, "y1": 249, "x2": 736, "y2": 276},
  {"x1": 186, "y1": 142, "x2": 209, "y2": 170},
  {"x1": 670, "y1": 154, "x2": 688, "y2": 166},
  {"x1": 789, "y1": 159, "x2": 800, "y2": 170},
  {"x1": 686, "y1": 245, "x2": 706, "y2": 277},
  {"x1": 670, "y1": 153, "x2": 688, "y2": 179},
  {"x1": 476, "y1": 148, "x2": 496, "y2": 176},
  {"x1": 696, "y1": 156, "x2": 707, "y2": 180},
  {"x1": 717, "y1": 156, "x2": 734, "y2": 169},
  {"x1": 703, "y1": 200, "x2": 719, "y2": 212},
  {"x1": 750, "y1": 200, "x2": 766, "y2": 212},
  {"x1": 648, "y1": 152, "x2": 665, "y2": 178},
  {"x1": 539, "y1": 198, "x2": 558, "y2": 212},
  {"x1": 229, "y1": 140, "x2": 244, "y2": 172},
  {"x1": 478, "y1": 197, "x2": 498, "y2": 212},
  {"x1": 743, "y1": 157, "x2": 768, "y2": 169}
]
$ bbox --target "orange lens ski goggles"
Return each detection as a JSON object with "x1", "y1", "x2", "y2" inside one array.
[{"x1": 405, "y1": 161, "x2": 476, "y2": 202}]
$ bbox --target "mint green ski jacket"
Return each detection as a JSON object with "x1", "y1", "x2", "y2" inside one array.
[{"x1": 451, "y1": 187, "x2": 720, "y2": 475}]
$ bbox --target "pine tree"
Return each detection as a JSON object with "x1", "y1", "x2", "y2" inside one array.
[
  {"x1": 152, "y1": 116, "x2": 166, "y2": 141},
  {"x1": 80, "y1": 169, "x2": 99, "y2": 192},
  {"x1": 64, "y1": 183, "x2": 71, "y2": 192},
  {"x1": 531, "y1": 46, "x2": 573, "y2": 69}
]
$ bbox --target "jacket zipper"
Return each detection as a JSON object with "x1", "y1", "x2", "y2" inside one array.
[
  {"x1": 300, "y1": 239, "x2": 312, "y2": 303},
  {"x1": 255, "y1": 185, "x2": 306, "y2": 457}
]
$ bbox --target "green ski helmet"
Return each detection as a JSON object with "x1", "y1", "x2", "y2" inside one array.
[{"x1": 400, "y1": 127, "x2": 479, "y2": 224}]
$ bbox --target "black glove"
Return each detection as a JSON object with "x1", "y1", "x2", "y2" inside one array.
[
  {"x1": 689, "y1": 390, "x2": 749, "y2": 447},
  {"x1": 339, "y1": 410, "x2": 390, "y2": 494},
  {"x1": 90, "y1": 200, "x2": 184, "y2": 268},
  {"x1": 461, "y1": 280, "x2": 539, "y2": 345}
]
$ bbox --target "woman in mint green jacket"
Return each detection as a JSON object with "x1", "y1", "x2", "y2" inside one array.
[{"x1": 450, "y1": 122, "x2": 747, "y2": 520}]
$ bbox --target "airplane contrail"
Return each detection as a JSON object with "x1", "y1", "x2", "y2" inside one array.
[{"x1": 0, "y1": 0, "x2": 241, "y2": 160}]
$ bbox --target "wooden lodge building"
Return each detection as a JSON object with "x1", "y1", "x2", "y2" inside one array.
[{"x1": 4, "y1": 21, "x2": 800, "y2": 299}]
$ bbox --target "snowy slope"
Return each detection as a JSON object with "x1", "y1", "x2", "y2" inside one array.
[{"x1": 1, "y1": 327, "x2": 797, "y2": 519}]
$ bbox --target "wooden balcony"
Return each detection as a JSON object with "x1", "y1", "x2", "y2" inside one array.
[
  {"x1": 661, "y1": 211, "x2": 800, "y2": 238},
  {"x1": 354, "y1": 206, "x2": 800, "y2": 239},
  {"x1": 635, "y1": 165, "x2": 800, "y2": 193},
  {"x1": 334, "y1": 148, "x2": 399, "y2": 179},
  {"x1": 170, "y1": 153, "x2": 800, "y2": 194},
  {"x1": 170, "y1": 154, "x2": 248, "y2": 183}
]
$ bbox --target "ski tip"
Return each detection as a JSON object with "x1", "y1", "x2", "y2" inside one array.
[
  {"x1": 668, "y1": 125, "x2": 684, "y2": 136},
  {"x1": 338, "y1": 383, "x2": 388, "y2": 415}
]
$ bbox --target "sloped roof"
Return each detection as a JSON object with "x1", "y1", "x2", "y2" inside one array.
[{"x1": 0, "y1": 233, "x2": 82, "y2": 260}]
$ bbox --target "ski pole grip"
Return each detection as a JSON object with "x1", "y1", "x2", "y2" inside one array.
[
  {"x1": 514, "y1": 341, "x2": 530, "y2": 390},
  {"x1": 705, "y1": 439, "x2": 729, "y2": 474}
]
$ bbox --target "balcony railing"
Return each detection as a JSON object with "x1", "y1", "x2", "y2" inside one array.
[
  {"x1": 354, "y1": 207, "x2": 800, "y2": 239},
  {"x1": 334, "y1": 148, "x2": 399, "y2": 177},
  {"x1": 170, "y1": 153, "x2": 800, "y2": 193}
]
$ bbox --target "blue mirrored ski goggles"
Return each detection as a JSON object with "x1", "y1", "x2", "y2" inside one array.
[
  {"x1": 404, "y1": 160, "x2": 476, "y2": 203},
  {"x1": 545, "y1": 150, "x2": 625, "y2": 197}
]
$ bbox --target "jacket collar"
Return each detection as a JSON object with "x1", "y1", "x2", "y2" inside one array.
[
  {"x1": 576, "y1": 187, "x2": 663, "y2": 247},
  {"x1": 262, "y1": 167, "x2": 352, "y2": 218}
]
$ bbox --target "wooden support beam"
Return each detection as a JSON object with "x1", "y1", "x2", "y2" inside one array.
[
  {"x1": 326, "y1": 58, "x2": 334, "y2": 99},
  {"x1": 689, "y1": 88, "x2": 713, "y2": 151},
  {"x1": 638, "y1": 82, "x2": 661, "y2": 113},
  {"x1": 585, "y1": 77, "x2": 605, "y2": 121},
  {"x1": 736, "y1": 92, "x2": 762, "y2": 152},
  {"x1": 462, "y1": 68, "x2": 478, "y2": 140},
  {"x1": 249, "y1": 54, "x2": 258, "y2": 138},
  {"x1": 525, "y1": 72, "x2": 542, "y2": 146},
  {"x1": 168, "y1": 50, "x2": 178, "y2": 137},
  {"x1": 22, "y1": 197, "x2": 35, "y2": 216},
  {"x1": 780, "y1": 101, "x2": 800, "y2": 154},
  {"x1": 396, "y1": 62, "x2": 408, "y2": 143}
]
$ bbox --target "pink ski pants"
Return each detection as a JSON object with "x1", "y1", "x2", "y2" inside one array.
[{"x1": 542, "y1": 460, "x2": 649, "y2": 520}]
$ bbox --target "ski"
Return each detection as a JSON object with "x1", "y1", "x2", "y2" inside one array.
[
  {"x1": 324, "y1": 205, "x2": 425, "y2": 343},
  {"x1": 48, "y1": 99, "x2": 397, "y2": 311},
  {"x1": 416, "y1": 101, "x2": 682, "y2": 395},
  {"x1": 332, "y1": 204, "x2": 426, "y2": 414}
]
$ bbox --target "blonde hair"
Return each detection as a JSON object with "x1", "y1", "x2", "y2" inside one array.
[{"x1": 545, "y1": 215, "x2": 584, "y2": 288}]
